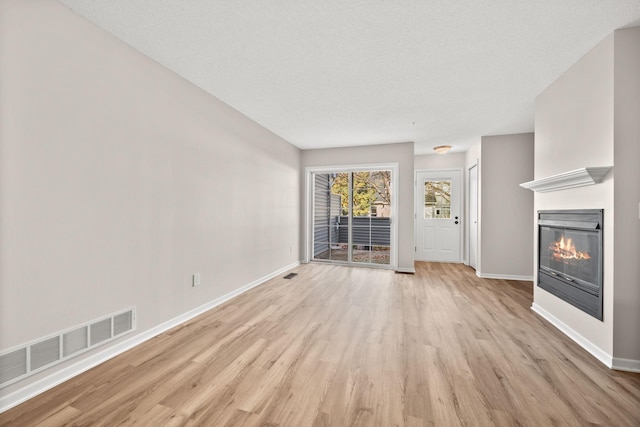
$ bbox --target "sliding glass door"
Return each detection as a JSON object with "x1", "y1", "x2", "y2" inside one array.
[{"x1": 312, "y1": 169, "x2": 392, "y2": 267}]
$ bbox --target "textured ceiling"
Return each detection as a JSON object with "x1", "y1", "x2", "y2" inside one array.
[{"x1": 56, "y1": 0, "x2": 640, "y2": 154}]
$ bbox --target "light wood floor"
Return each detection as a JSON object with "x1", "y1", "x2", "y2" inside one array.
[{"x1": 2, "y1": 262, "x2": 639, "y2": 426}]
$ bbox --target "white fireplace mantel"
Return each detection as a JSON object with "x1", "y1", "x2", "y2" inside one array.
[{"x1": 520, "y1": 167, "x2": 612, "y2": 193}]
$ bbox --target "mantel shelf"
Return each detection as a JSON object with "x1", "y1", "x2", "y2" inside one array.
[{"x1": 520, "y1": 167, "x2": 612, "y2": 193}]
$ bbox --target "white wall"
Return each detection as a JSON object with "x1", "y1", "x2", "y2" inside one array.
[
  {"x1": 533, "y1": 28, "x2": 640, "y2": 367},
  {"x1": 480, "y1": 134, "x2": 534, "y2": 278},
  {"x1": 534, "y1": 34, "x2": 615, "y2": 358},
  {"x1": 414, "y1": 152, "x2": 466, "y2": 170},
  {"x1": 0, "y1": 0, "x2": 300, "y2": 397},
  {"x1": 301, "y1": 143, "x2": 415, "y2": 271}
]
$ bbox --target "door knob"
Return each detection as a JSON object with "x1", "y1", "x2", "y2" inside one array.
[{"x1": 455, "y1": 221, "x2": 459, "y2": 224}]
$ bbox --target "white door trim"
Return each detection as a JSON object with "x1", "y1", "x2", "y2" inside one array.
[
  {"x1": 467, "y1": 162, "x2": 479, "y2": 270},
  {"x1": 414, "y1": 168, "x2": 464, "y2": 263},
  {"x1": 304, "y1": 163, "x2": 399, "y2": 269}
]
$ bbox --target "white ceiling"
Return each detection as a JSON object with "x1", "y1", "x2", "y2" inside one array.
[{"x1": 56, "y1": 0, "x2": 640, "y2": 155}]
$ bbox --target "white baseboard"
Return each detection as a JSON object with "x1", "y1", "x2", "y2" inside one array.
[
  {"x1": 395, "y1": 267, "x2": 416, "y2": 274},
  {"x1": 612, "y1": 357, "x2": 640, "y2": 373},
  {"x1": 476, "y1": 271, "x2": 533, "y2": 281},
  {"x1": 531, "y1": 303, "x2": 613, "y2": 368},
  {"x1": 0, "y1": 261, "x2": 300, "y2": 413}
]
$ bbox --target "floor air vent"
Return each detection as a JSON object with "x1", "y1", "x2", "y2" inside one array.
[
  {"x1": 283, "y1": 273, "x2": 298, "y2": 279},
  {"x1": 0, "y1": 307, "x2": 135, "y2": 389}
]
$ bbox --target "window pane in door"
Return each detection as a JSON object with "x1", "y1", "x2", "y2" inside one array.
[
  {"x1": 329, "y1": 244, "x2": 348, "y2": 262},
  {"x1": 424, "y1": 180, "x2": 451, "y2": 219},
  {"x1": 371, "y1": 246, "x2": 391, "y2": 265},
  {"x1": 313, "y1": 225, "x2": 331, "y2": 260},
  {"x1": 352, "y1": 245, "x2": 371, "y2": 264},
  {"x1": 313, "y1": 169, "x2": 392, "y2": 266}
]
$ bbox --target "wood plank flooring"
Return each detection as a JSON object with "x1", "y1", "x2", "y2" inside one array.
[{"x1": 1, "y1": 262, "x2": 639, "y2": 426}]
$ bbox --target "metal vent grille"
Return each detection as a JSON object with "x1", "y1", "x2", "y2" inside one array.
[
  {"x1": 0, "y1": 348, "x2": 27, "y2": 384},
  {"x1": 0, "y1": 307, "x2": 135, "y2": 388},
  {"x1": 63, "y1": 326, "x2": 88, "y2": 358},
  {"x1": 90, "y1": 319, "x2": 112, "y2": 346},
  {"x1": 30, "y1": 337, "x2": 60, "y2": 371},
  {"x1": 113, "y1": 311, "x2": 133, "y2": 336}
]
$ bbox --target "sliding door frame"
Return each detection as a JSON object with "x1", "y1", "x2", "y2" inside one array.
[{"x1": 304, "y1": 163, "x2": 399, "y2": 269}]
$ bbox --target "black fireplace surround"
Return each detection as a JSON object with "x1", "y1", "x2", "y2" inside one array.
[{"x1": 538, "y1": 209, "x2": 603, "y2": 320}]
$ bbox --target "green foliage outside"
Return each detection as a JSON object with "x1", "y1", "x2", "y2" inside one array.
[
  {"x1": 424, "y1": 180, "x2": 451, "y2": 219},
  {"x1": 330, "y1": 171, "x2": 391, "y2": 217}
]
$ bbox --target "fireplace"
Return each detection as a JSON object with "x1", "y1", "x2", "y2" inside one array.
[{"x1": 538, "y1": 209, "x2": 603, "y2": 320}]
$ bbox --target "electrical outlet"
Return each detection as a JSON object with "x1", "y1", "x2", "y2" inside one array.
[{"x1": 193, "y1": 273, "x2": 201, "y2": 287}]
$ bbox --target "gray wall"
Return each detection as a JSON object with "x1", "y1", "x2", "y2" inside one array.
[
  {"x1": 301, "y1": 143, "x2": 415, "y2": 271},
  {"x1": 0, "y1": 0, "x2": 300, "y2": 394},
  {"x1": 480, "y1": 134, "x2": 534, "y2": 278},
  {"x1": 612, "y1": 27, "x2": 640, "y2": 362},
  {"x1": 461, "y1": 136, "x2": 534, "y2": 278}
]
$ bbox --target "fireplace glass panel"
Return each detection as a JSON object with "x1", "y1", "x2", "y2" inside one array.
[
  {"x1": 540, "y1": 227, "x2": 600, "y2": 284},
  {"x1": 539, "y1": 227, "x2": 599, "y2": 285}
]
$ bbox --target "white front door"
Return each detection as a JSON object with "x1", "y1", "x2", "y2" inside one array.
[{"x1": 415, "y1": 170, "x2": 462, "y2": 262}]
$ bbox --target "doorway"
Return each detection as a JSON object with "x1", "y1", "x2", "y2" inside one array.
[
  {"x1": 308, "y1": 165, "x2": 397, "y2": 268},
  {"x1": 415, "y1": 169, "x2": 462, "y2": 262}
]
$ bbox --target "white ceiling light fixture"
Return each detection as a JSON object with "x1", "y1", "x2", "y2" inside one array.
[{"x1": 433, "y1": 145, "x2": 452, "y2": 154}]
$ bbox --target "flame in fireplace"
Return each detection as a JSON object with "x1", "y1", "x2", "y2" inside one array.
[{"x1": 550, "y1": 235, "x2": 591, "y2": 260}]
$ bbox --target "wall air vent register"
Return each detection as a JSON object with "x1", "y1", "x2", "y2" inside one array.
[{"x1": 0, "y1": 308, "x2": 135, "y2": 388}]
